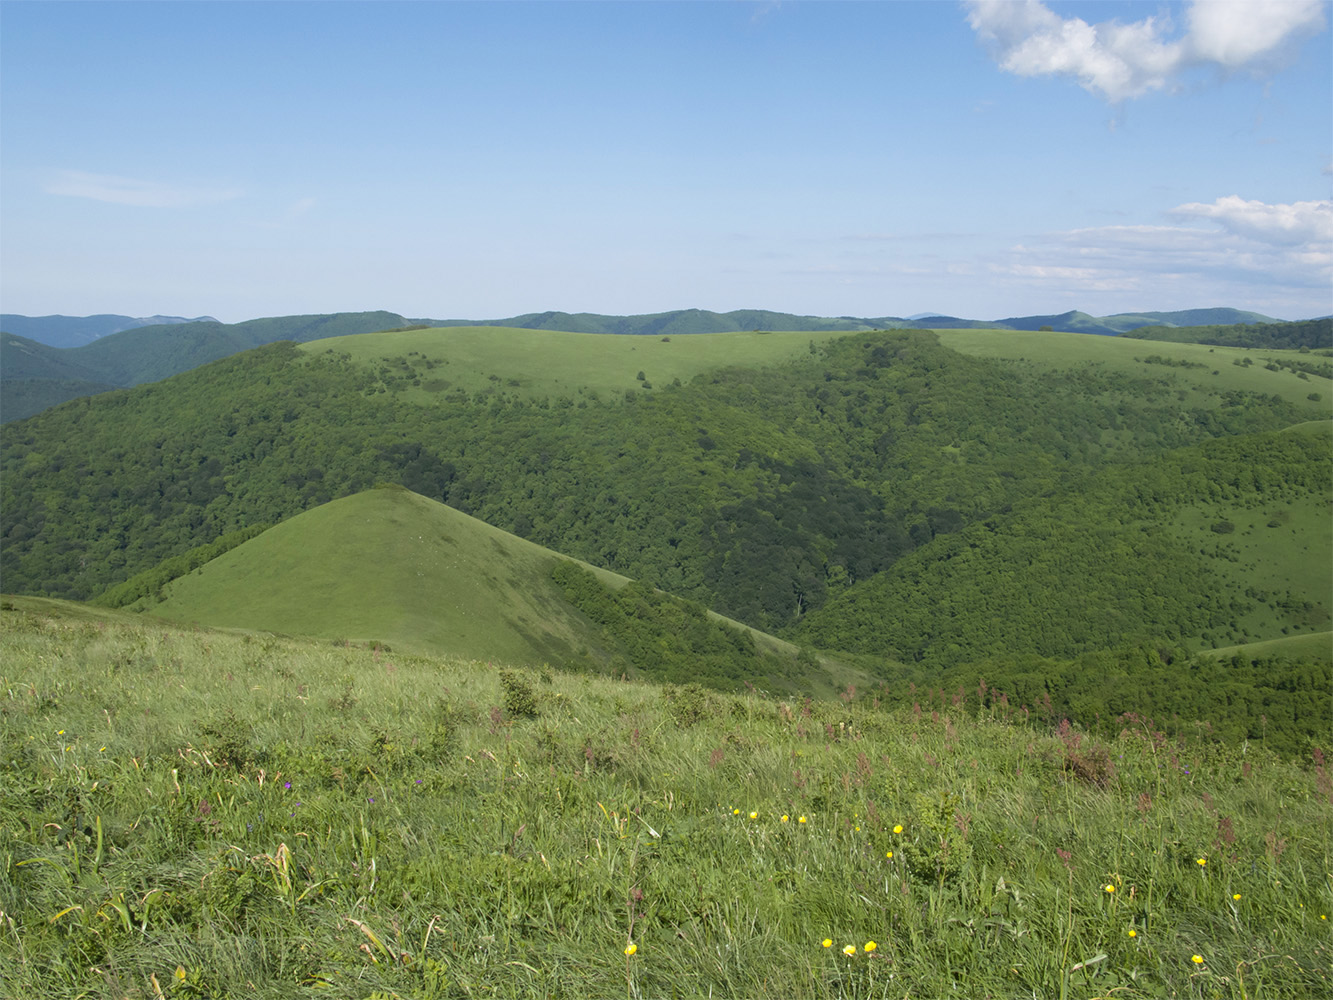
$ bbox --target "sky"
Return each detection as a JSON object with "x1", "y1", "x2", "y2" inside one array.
[{"x1": 1, "y1": 0, "x2": 1330, "y2": 324}]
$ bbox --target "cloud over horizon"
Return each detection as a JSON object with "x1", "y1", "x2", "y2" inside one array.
[{"x1": 965, "y1": 0, "x2": 1327, "y2": 102}]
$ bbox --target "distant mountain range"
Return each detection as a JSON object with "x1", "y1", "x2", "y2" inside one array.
[
  {"x1": 0, "y1": 305, "x2": 1296, "y2": 423},
  {"x1": 422, "y1": 306, "x2": 1284, "y2": 338},
  {"x1": 0, "y1": 313, "x2": 219, "y2": 349}
]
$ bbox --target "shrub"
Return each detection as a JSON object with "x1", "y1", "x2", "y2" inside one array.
[{"x1": 500, "y1": 670, "x2": 539, "y2": 718}]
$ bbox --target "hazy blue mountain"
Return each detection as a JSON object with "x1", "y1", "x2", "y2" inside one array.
[
  {"x1": 0, "y1": 313, "x2": 217, "y2": 349},
  {"x1": 1, "y1": 311, "x2": 412, "y2": 422}
]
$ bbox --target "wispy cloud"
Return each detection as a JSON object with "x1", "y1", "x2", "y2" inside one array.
[
  {"x1": 44, "y1": 169, "x2": 243, "y2": 208},
  {"x1": 965, "y1": 0, "x2": 1327, "y2": 102},
  {"x1": 994, "y1": 196, "x2": 1333, "y2": 304}
]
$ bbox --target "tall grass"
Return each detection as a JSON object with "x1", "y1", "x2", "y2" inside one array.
[{"x1": 2, "y1": 604, "x2": 1329, "y2": 998}]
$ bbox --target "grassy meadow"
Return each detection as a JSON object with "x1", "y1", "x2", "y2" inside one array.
[
  {"x1": 302, "y1": 326, "x2": 857, "y2": 405},
  {"x1": 2, "y1": 601, "x2": 1330, "y2": 999},
  {"x1": 304, "y1": 324, "x2": 1332, "y2": 418}
]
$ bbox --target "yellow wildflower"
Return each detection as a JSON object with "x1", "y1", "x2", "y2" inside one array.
[
  {"x1": 749, "y1": 811, "x2": 758, "y2": 820},
  {"x1": 822, "y1": 939, "x2": 832, "y2": 948},
  {"x1": 893, "y1": 824, "x2": 903, "y2": 834},
  {"x1": 1232, "y1": 893, "x2": 1241, "y2": 901},
  {"x1": 1191, "y1": 955, "x2": 1204, "y2": 965},
  {"x1": 781, "y1": 815, "x2": 789, "y2": 823},
  {"x1": 843, "y1": 944, "x2": 856, "y2": 956},
  {"x1": 624, "y1": 943, "x2": 637, "y2": 957},
  {"x1": 1196, "y1": 858, "x2": 1207, "y2": 867},
  {"x1": 1127, "y1": 929, "x2": 1137, "y2": 938},
  {"x1": 798, "y1": 815, "x2": 807, "y2": 824},
  {"x1": 1104, "y1": 884, "x2": 1116, "y2": 893},
  {"x1": 864, "y1": 941, "x2": 877, "y2": 953}
]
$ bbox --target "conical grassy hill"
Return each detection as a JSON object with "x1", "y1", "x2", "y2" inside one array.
[{"x1": 149, "y1": 486, "x2": 633, "y2": 666}]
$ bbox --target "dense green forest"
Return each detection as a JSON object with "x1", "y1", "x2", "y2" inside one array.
[
  {"x1": 3, "y1": 330, "x2": 1325, "y2": 674},
  {"x1": 793, "y1": 424, "x2": 1330, "y2": 662}
]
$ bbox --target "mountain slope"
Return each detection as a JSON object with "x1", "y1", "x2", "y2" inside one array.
[
  {"x1": 0, "y1": 333, "x2": 123, "y2": 422},
  {"x1": 2, "y1": 333, "x2": 108, "y2": 382},
  {"x1": 66, "y1": 310, "x2": 412, "y2": 385}
]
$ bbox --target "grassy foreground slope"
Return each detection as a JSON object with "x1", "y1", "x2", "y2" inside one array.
[{"x1": 2, "y1": 603, "x2": 1329, "y2": 999}]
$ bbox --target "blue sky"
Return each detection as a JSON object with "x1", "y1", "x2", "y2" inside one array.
[{"x1": 2, "y1": 0, "x2": 1329, "y2": 323}]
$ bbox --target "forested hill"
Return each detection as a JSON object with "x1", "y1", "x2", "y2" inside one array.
[
  {"x1": 2, "y1": 328, "x2": 1326, "y2": 668},
  {"x1": 0, "y1": 311, "x2": 415, "y2": 422},
  {"x1": 0, "y1": 312, "x2": 214, "y2": 348}
]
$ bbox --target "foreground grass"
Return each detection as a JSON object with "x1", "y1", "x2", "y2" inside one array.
[{"x1": 1, "y1": 605, "x2": 1330, "y2": 999}]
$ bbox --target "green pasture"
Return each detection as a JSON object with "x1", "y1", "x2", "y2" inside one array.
[
  {"x1": 1203, "y1": 630, "x2": 1333, "y2": 661},
  {"x1": 306, "y1": 323, "x2": 1331, "y2": 416},
  {"x1": 302, "y1": 325, "x2": 860, "y2": 403},
  {"x1": 1171, "y1": 491, "x2": 1333, "y2": 645},
  {"x1": 936, "y1": 329, "x2": 1331, "y2": 414},
  {"x1": 2, "y1": 604, "x2": 1329, "y2": 999}
]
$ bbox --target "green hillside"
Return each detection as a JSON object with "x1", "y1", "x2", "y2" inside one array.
[
  {"x1": 145, "y1": 486, "x2": 618, "y2": 666},
  {"x1": 793, "y1": 423, "x2": 1331, "y2": 663},
  {"x1": 140, "y1": 486, "x2": 827, "y2": 694}
]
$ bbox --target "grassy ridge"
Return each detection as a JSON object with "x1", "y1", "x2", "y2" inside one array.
[
  {"x1": 303, "y1": 325, "x2": 859, "y2": 403},
  {"x1": 2, "y1": 604, "x2": 1329, "y2": 998},
  {"x1": 936, "y1": 329, "x2": 1332, "y2": 412}
]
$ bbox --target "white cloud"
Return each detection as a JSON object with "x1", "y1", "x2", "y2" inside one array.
[
  {"x1": 1171, "y1": 195, "x2": 1333, "y2": 245},
  {"x1": 44, "y1": 170, "x2": 243, "y2": 208},
  {"x1": 965, "y1": 0, "x2": 1326, "y2": 102},
  {"x1": 1185, "y1": 0, "x2": 1326, "y2": 66}
]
